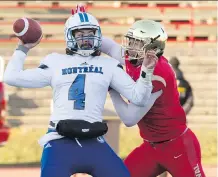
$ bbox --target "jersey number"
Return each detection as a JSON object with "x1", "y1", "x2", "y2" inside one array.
[{"x1": 68, "y1": 74, "x2": 86, "y2": 110}]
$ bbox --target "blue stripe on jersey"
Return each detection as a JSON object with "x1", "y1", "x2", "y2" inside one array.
[
  {"x1": 83, "y1": 13, "x2": 89, "y2": 22},
  {"x1": 78, "y1": 13, "x2": 84, "y2": 22}
]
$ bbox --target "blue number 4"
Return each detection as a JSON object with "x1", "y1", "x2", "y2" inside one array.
[{"x1": 68, "y1": 74, "x2": 86, "y2": 110}]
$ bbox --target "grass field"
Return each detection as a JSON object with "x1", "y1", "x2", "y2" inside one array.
[{"x1": 0, "y1": 126, "x2": 216, "y2": 165}]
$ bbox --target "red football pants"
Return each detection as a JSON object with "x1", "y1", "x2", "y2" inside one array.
[{"x1": 124, "y1": 128, "x2": 205, "y2": 177}]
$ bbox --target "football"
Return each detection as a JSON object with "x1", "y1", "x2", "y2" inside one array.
[{"x1": 13, "y1": 17, "x2": 42, "y2": 44}]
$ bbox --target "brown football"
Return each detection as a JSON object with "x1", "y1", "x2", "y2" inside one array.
[{"x1": 13, "y1": 17, "x2": 42, "y2": 44}]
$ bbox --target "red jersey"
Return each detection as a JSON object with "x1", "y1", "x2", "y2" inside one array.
[{"x1": 125, "y1": 56, "x2": 186, "y2": 142}]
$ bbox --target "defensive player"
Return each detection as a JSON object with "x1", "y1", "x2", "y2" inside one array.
[
  {"x1": 3, "y1": 12, "x2": 158, "y2": 177},
  {"x1": 101, "y1": 19, "x2": 205, "y2": 177}
]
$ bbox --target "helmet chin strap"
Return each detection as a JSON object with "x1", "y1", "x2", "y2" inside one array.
[
  {"x1": 66, "y1": 47, "x2": 94, "y2": 57},
  {"x1": 75, "y1": 49, "x2": 95, "y2": 57}
]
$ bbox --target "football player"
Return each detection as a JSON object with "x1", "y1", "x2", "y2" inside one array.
[
  {"x1": 101, "y1": 19, "x2": 205, "y2": 177},
  {"x1": 3, "y1": 12, "x2": 158, "y2": 177}
]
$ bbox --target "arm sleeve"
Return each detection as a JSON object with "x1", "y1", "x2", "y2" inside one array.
[
  {"x1": 101, "y1": 36, "x2": 125, "y2": 65},
  {"x1": 3, "y1": 50, "x2": 52, "y2": 88},
  {"x1": 109, "y1": 89, "x2": 162, "y2": 127},
  {"x1": 110, "y1": 63, "x2": 153, "y2": 106}
]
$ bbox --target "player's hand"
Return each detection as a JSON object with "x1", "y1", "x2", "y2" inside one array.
[
  {"x1": 18, "y1": 34, "x2": 43, "y2": 49},
  {"x1": 142, "y1": 50, "x2": 158, "y2": 69}
]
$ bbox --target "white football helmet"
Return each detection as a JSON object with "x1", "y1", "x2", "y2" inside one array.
[
  {"x1": 122, "y1": 19, "x2": 168, "y2": 66},
  {"x1": 64, "y1": 12, "x2": 102, "y2": 57}
]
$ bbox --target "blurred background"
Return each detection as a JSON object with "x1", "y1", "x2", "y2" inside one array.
[{"x1": 0, "y1": 1, "x2": 216, "y2": 177}]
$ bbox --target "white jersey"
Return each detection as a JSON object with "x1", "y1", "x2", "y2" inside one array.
[{"x1": 4, "y1": 50, "x2": 153, "y2": 123}]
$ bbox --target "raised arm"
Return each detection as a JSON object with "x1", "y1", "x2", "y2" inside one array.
[{"x1": 4, "y1": 46, "x2": 52, "y2": 88}]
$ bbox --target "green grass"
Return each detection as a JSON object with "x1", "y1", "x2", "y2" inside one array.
[
  {"x1": 0, "y1": 126, "x2": 216, "y2": 166},
  {"x1": 0, "y1": 127, "x2": 46, "y2": 164}
]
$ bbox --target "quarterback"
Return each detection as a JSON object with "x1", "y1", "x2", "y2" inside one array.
[
  {"x1": 3, "y1": 13, "x2": 158, "y2": 177},
  {"x1": 101, "y1": 20, "x2": 205, "y2": 177}
]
